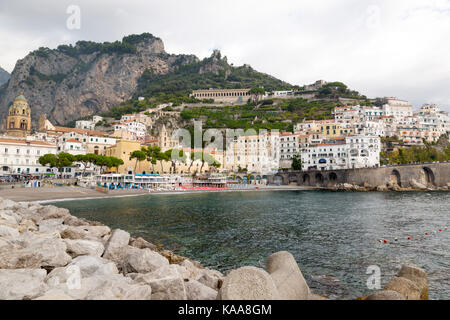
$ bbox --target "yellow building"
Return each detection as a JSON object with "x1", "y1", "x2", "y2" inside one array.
[
  {"x1": 106, "y1": 140, "x2": 149, "y2": 174},
  {"x1": 318, "y1": 122, "x2": 344, "y2": 137},
  {"x1": 106, "y1": 140, "x2": 224, "y2": 175},
  {"x1": 7, "y1": 94, "x2": 32, "y2": 138}
]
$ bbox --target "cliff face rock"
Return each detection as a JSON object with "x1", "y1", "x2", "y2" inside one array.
[
  {"x1": 0, "y1": 67, "x2": 10, "y2": 86},
  {"x1": 0, "y1": 33, "x2": 197, "y2": 127}
]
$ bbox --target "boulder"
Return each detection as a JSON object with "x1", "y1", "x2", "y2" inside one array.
[
  {"x1": 123, "y1": 247, "x2": 169, "y2": 274},
  {"x1": 0, "y1": 199, "x2": 18, "y2": 211},
  {"x1": 0, "y1": 269, "x2": 47, "y2": 300},
  {"x1": 0, "y1": 224, "x2": 19, "y2": 237},
  {"x1": 179, "y1": 259, "x2": 203, "y2": 279},
  {"x1": 384, "y1": 277, "x2": 421, "y2": 300},
  {"x1": 129, "y1": 237, "x2": 158, "y2": 251},
  {"x1": 218, "y1": 266, "x2": 280, "y2": 300},
  {"x1": 102, "y1": 229, "x2": 130, "y2": 264},
  {"x1": 366, "y1": 290, "x2": 406, "y2": 300},
  {"x1": 83, "y1": 275, "x2": 152, "y2": 300},
  {"x1": 64, "y1": 239, "x2": 105, "y2": 258},
  {"x1": 69, "y1": 256, "x2": 119, "y2": 277},
  {"x1": 0, "y1": 210, "x2": 21, "y2": 224},
  {"x1": 38, "y1": 218, "x2": 66, "y2": 233},
  {"x1": 159, "y1": 249, "x2": 186, "y2": 264},
  {"x1": 185, "y1": 279, "x2": 218, "y2": 300},
  {"x1": 60, "y1": 226, "x2": 111, "y2": 240},
  {"x1": 0, "y1": 232, "x2": 71, "y2": 269},
  {"x1": 397, "y1": 265, "x2": 428, "y2": 300},
  {"x1": 18, "y1": 219, "x2": 38, "y2": 233},
  {"x1": 134, "y1": 264, "x2": 187, "y2": 300},
  {"x1": 266, "y1": 251, "x2": 310, "y2": 300},
  {"x1": 198, "y1": 269, "x2": 224, "y2": 291},
  {"x1": 38, "y1": 206, "x2": 71, "y2": 220},
  {"x1": 63, "y1": 216, "x2": 90, "y2": 227},
  {"x1": 34, "y1": 290, "x2": 74, "y2": 300}
]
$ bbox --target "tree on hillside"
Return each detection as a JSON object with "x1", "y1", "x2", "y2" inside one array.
[{"x1": 249, "y1": 87, "x2": 265, "y2": 103}]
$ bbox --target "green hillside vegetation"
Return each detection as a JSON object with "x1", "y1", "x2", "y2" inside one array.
[
  {"x1": 181, "y1": 98, "x2": 337, "y2": 132},
  {"x1": 381, "y1": 137, "x2": 450, "y2": 165},
  {"x1": 317, "y1": 82, "x2": 367, "y2": 100},
  {"x1": 136, "y1": 53, "x2": 292, "y2": 98}
]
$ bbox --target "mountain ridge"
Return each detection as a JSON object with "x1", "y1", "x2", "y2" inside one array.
[
  {"x1": 0, "y1": 67, "x2": 10, "y2": 86},
  {"x1": 0, "y1": 33, "x2": 292, "y2": 129}
]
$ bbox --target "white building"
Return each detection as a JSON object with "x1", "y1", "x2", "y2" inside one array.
[
  {"x1": 383, "y1": 98, "x2": 413, "y2": 120},
  {"x1": 114, "y1": 120, "x2": 147, "y2": 140},
  {"x1": 279, "y1": 132, "x2": 300, "y2": 169},
  {"x1": 0, "y1": 138, "x2": 58, "y2": 176},
  {"x1": 75, "y1": 116, "x2": 103, "y2": 131},
  {"x1": 59, "y1": 139, "x2": 86, "y2": 155},
  {"x1": 301, "y1": 135, "x2": 381, "y2": 171},
  {"x1": 225, "y1": 131, "x2": 280, "y2": 174}
]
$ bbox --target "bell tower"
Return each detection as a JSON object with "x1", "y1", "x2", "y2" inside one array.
[{"x1": 6, "y1": 93, "x2": 31, "y2": 138}]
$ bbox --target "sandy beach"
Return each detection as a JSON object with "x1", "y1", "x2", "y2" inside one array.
[{"x1": 0, "y1": 185, "x2": 316, "y2": 203}]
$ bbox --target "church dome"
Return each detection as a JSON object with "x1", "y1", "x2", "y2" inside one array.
[{"x1": 9, "y1": 93, "x2": 31, "y2": 116}]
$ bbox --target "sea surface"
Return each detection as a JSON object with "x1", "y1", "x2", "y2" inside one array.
[{"x1": 51, "y1": 190, "x2": 450, "y2": 300}]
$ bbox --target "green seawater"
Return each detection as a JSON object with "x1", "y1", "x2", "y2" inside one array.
[{"x1": 51, "y1": 190, "x2": 450, "y2": 300}]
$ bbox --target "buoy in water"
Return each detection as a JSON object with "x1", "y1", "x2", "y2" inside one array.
[
  {"x1": 394, "y1": 238, "x2": 398, "y2": 241},
  {"x1": 408, "y1": 237, "x2": 412, "y2": 240},
  {"x1": 425, "y1": 233, "x2": 429, "y2": 236},
  {"x1": 383, "y1": 240, "x2": 388, "y2": 244}
]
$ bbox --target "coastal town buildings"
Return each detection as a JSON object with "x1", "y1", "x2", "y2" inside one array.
[
  {"x1": 224, "y1": 131, "x2": 280, "y2": 174},
  {"x1": 75, "y1": 116, "x2": 103, "y2": 130},
  {"x1": 0, "y1": 138, "x2": 57, "y2": 176},
  {"x1": 300, "y1": 135, "x2": 381, "y2": 171}
]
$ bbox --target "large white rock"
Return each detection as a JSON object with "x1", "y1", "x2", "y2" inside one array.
[
  {"x1": 197, "y1": 270, "x2": 224, "y2": 291},
  {"x1": 83, "y1": 275, "x2": 152, "y2": 300},
  {"x1": 38, "y1": 218, "x2": 66, "y2": 233},
  {"x1": 266, "y1": 251, "x2": 310, "y2": 300},
  {"x1": 61, "y1": 226, "x2": 111, "y2": 240},
  {"x1": 218, "y1": 266, "x2": 280, "y2": 300},
  {"x1": 34, "y1": 290, "x2": 74, "y2": 300},
  {"x1": 134, "y1": 264, "x2": 187, "y2": 300},
  {"x1": 38, "y1": 205, "x2": 71, "y2": 220},
  {"x1": 123, "y1": 247, "x2": 169, "y2": 274},
  {"x1": 185, "y1": 279, "x2": 218, "y2": 300},
  {"x1": 0, "y1": 232, "x2": 71, "y2": 269},
  {"x1": 0, "y1": 224, "x2": 20, "y2": 237},
  {"x1": 64, "y1": 239, "x2": 105, "y2": 258},
  {"x1": 179, "y1": 259, "x2": 204, "y2": 279},
  {"x1": 0, "y1": 199, "x2": 18, "y2": 211},
  {"x1": 0, "y1": 210, "x2": 21, "y2": 224},
  {"x1": 69, "y1": 256, "x2": 119, "y2": 277},
  {"x1": 0, "y1": 269, "x2": 47, "y2": 300},
  {"x1": 102, "y1": 229, "x2": 130, "y2": 264}
]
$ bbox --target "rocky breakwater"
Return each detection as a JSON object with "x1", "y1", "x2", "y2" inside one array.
[{"x1": 0, "y1": 197, "x2": 429, "y2": 300}]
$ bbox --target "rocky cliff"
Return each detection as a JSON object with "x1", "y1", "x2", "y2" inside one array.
[
  {"x1": 0, "y1": 33, "x2": 291, "y2": 129},
  {"x1": 0, "y1": 33, "x2": 198, "y2": 128},
  {"x1": 0, "y1": 67, "x2": 9, "y2": 86}
]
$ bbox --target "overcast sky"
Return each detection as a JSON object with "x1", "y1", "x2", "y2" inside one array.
[{"x1": 1, "y1": 0, "x2": 450, "y2": 111}]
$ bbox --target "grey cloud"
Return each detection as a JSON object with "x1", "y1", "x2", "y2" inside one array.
[{"x1": 0, "y1": 0, "x2": 449, "y2": 111}]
